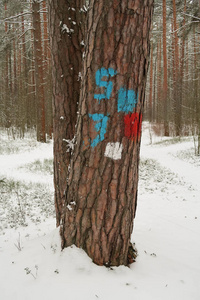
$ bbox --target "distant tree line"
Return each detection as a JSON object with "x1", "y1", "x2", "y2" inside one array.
[
  {"x1": 0, "y1": 0, "x2": 52, "y2": 141},
  {"x1": 145, "y1": 0, "x2": 200, "y2": 153},
  {"x1": 0, "y1": 0, "x2": 199, "y2": 152}
]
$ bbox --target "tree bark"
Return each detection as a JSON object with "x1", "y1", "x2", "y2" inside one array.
[
  {"x1": 60, "y1": 0, "x2": 154, "y2": 266},
  {"x1": 48, "y1": 0, "x2": 85, "y2": 226}
]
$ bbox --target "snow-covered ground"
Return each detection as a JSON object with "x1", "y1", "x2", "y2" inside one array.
[{"x1": 0, "y1": 124, "x2": 200, "y2": 300}]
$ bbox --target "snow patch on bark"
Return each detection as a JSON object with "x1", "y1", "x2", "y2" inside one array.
[
  {"x1": 104, "y1": 142, "x2": 123, "y2": 160},
  {"x1": 63, "y1": 137, "x2": 76, "y2": 152},
  {"x1": 60, "y1": 23, "x2": 74, "y2": 34},
  {"x1": 67, "y1": 201, "x2": 76, "y2": 211}
]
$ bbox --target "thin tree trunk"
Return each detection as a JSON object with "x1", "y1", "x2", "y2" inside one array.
[
  {"x1": 172, "y1": 0, "x2": 181, "y2": 136},
  {"x1": 149, "y1": 45, "x2": 153, "y2": 123},
  {"x1": 21, "y1": 12, "x2": 27, "y2": 77},
  {"x1": 171, "y1": 19, "x2": 176, "y2": 134},
  {"x1": 179, "y1": 0, "x2": 186, "y2": 135},
  {"x1": 4, "y1": 2, "x2": 11, "y2": 128},
  {"x1": 198, "y1": 22, "x2": 200, "y2": 154},
  {"x1": 180, "y1": 1, "x2": 186, "y2": 80},
  {"x1": 156, "y1": 37, "x2": 162, "y2": 124},
  {"x1": 193, "y1": 26, "x2": 200, "y2": 154},
  {"x1": 163, "y1": 0, "x2": 169, "y2": 136},
  {"x1": 61, "y1": 0, "x2": 154, "y2": 266},
  {"x1": 32, "y1": 0, "x2": 46, "y2": 142},
  {"x1": 13, "y1": 24, "x2": 17, "y2": 95},
  {"x1": 153, "y1": 54, "x2": 157, "y2": 123},
  {"x1": 42, "y1": 0, "x2": 49, "y2": 66},
  {"x1": 5, "y1": 3, "x2": 8, "y2": 93},
  {"x1": 172, "y1": 0, "x2": 179, "y2": 79},
  {"x1": 21, "y1": 11, "x2": 30, "y2": 128}
]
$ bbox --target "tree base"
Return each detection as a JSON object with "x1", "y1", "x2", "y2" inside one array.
[{"x1": 127, "y1": 243, "x2": 137, "y2": 265}]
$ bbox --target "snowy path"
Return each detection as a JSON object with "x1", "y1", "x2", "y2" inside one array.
[
  {"x1": 0, "y1": 129, "x2": 200, "y2": 300},
  {"x1": 0, "y1": 141, "x2": 53, "y2": 187},
  {"x1": 140, "y1": 135, "x2": 200, "y2": 190},
  {"x1": 133, "y1": 128, "x2": 200, "y2": 300}
]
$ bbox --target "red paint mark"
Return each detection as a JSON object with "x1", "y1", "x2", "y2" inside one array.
[{"x1": 124, "y1": 113, "x2": 142, "y2": 140}]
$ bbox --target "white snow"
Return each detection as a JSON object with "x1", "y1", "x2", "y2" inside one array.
[
  {"x1": 0, "y1": 123, "x2": 200, "y2": 300},
  {"x1": 67, "y1": 201, "x2": 76, "y2": 211},
  {"x1": 80, "y1": 40, "x2": 85, "y2": 46},
  {"x1": 78, "y1": 71, "x2": 82, "y2": 81},
  {"x1": 0, "y1": 138, "x2": 53, "y2": 187},
  {"x1": 61, "y1": 24, "x2": 74, "y2": 34},
  {"x1": 105, "y1": 142, "x2": 123, "y2": 160},
  {"x1": 63, "y1": 137, "x2": 76, "y2": 152}
]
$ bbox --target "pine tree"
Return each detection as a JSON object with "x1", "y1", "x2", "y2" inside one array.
[{"x1": 58, "y1": 0, "x2": 154, "y2": 266}]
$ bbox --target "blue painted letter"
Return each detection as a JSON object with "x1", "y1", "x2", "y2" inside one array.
[
  {"x1": 117, "y1": 87, "x2": 138, "y2": 113},
  {"x1": 89, "y1": 113, "x2": 109, "y2": 147},
  {"x1": 94, "y1": 68, "x2": 117, "y2": 101}
]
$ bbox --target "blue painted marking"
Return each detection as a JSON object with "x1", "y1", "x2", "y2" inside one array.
[
  {"x1": 89, "y1": 113, "x2": 109, "y2": 147},
  {"x1": 117, "y1": 87, "x2": 138, "y2": 113},
  {"x1": 94, "y1": 68, "x2": 117, "y2": 101}
]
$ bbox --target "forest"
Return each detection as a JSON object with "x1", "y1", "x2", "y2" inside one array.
[
  {"x1": 0, "y1": 1, "x2": 200, "y2": 299},
  {"x1": 0, "y1": 0, "x2": 199, "y2": 150}
]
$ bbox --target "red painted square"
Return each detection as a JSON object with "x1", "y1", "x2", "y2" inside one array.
[{"x1": 124, "y1": 113, "x2": 142, "y2": 140}]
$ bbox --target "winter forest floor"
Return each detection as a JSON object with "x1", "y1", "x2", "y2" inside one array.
[{"x1": 0, "y1": 123, "x2": 200, "y2": 300}]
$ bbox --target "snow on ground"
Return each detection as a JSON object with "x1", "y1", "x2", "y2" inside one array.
[{"x1": 0, "y1": 124, "x2": 200, "y2": 300}]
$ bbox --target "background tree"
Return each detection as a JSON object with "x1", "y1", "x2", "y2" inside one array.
[
  {"x1": 145, "y1": 0, "x2": 200, "y2": 141},
  {"x1": 0, "y1": 0, "x2": 52, "y2": 140},
  {"x1": 163, "y1": 0, "x2": 169, "y2": 136},
  {"x1": 32, "y1": 0, "x2": 46, "y2": 142}
]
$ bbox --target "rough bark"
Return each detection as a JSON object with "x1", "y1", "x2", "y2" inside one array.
[
  {"x1": 48, "y1": 0, "x2": 85, "y2": 226},
  {"x1": 60, "y1": 0, "x2": 154, "y2": 266}
]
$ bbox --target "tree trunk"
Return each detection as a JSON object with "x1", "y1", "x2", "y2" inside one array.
[
  {"x1": 4, "y1": 2, "x2": 11, "y2": 128},
  {"x1": 172, "y1": 0, "x2": 181, "y2": 136},
  {"x1": 60, "y1": 0, "x2": 154, "y2": 266},
  {"x1": 13, "y1": 23, "x2": 17, "y2": 95},
  {"x1": 163, "y1": 0, "x2": 169, "y2": 136},
  {"x1": 156, "y1": 37, "x2": 162, "y2": 124},
  {"x1": 42, "y1": 0, "x2": 49, "y2": 67},
  {"x1": 48, "y1": 0, "x2": 85, "y2": 226},
  {"x1": 32, "y1": 0, "x2": 46, "y2": 142},
  {"x1": 149, "y1": 44, "x2": 153, "y2": 123},
  {"x1": 193, "y1": 26, "x2": 200, "y2": 154},
  {"x1": 153, "y1": 49, "x2": 157, "y2": 123}
]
